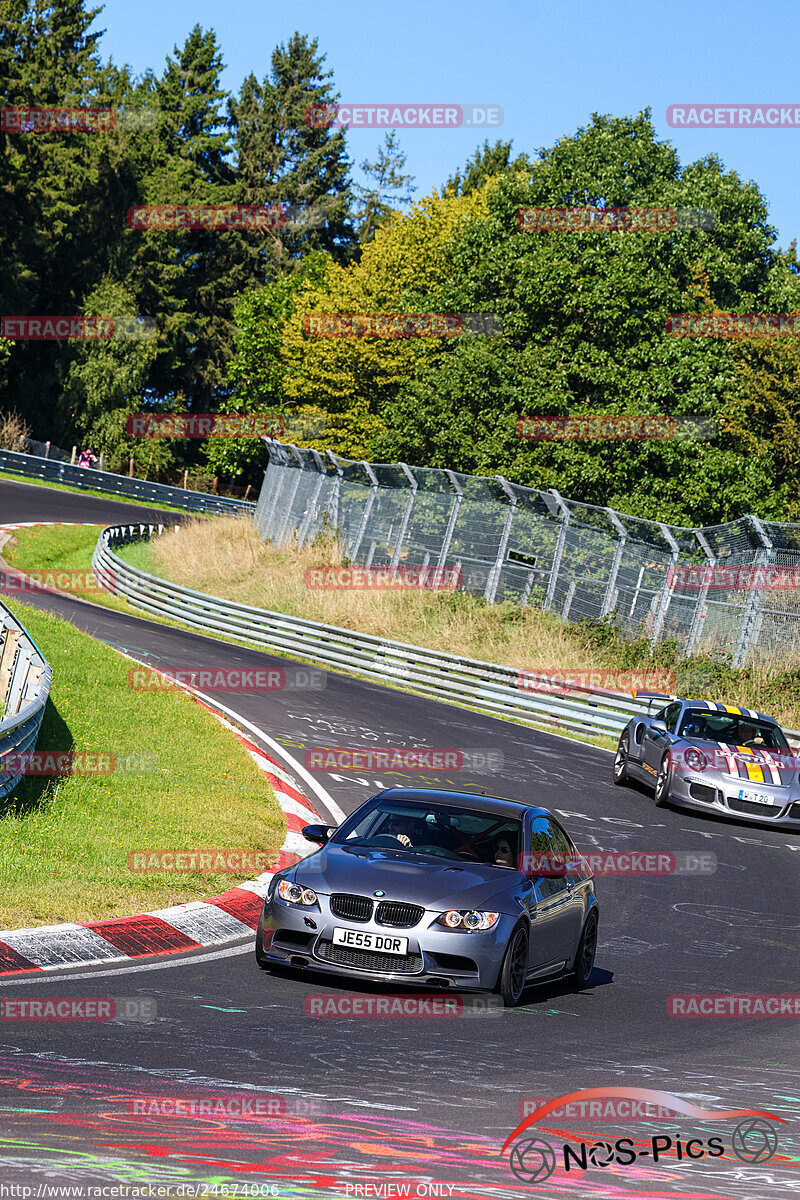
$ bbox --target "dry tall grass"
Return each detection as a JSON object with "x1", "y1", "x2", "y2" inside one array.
[
  {"x1": 140, "y1": 518, "x2": 800, "y2": 730},
  {"x1": 146, "y1": 517, "x2": 607, "y2": 674},
  {"x1": 0, "y1": 409, "x2": 31, "y2": 452}
]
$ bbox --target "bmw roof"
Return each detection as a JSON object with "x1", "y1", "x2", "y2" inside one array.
[{"x1": 367, "y1": 787, "x2": 547, "y2": 820}]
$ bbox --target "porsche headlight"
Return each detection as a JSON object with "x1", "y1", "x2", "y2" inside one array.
[
  {"x1": 277, "y1": 881, "x2": 318, "y2": 907},
  {"x1": 684, "y1": 748, "x2": 708, "y2": 772},
  {"x1": 436, "y1": 909, "x2": 500, "y2": 932}
]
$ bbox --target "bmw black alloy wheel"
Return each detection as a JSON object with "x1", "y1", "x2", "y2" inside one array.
[
  {"x1": 573, "y1": 912, "x2": 598, "y2": 988},
  {"x1": 496, "y1": 924, "x2": 528, "y2": 1007}
]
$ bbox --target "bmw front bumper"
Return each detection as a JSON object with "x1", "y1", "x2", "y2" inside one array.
[{"x1": 258, "y1": 892, "x2": 521, "y2": 992}]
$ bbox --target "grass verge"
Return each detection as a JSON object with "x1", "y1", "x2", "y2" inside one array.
[{"x1": 0, "y1": 599, "x2": 285, "y2": 928}]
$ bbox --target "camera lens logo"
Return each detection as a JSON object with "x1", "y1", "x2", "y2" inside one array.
[
  {"x1": 588, "y1": 1140, "x2": 615, "y2": 1166},
  {"x1": 509, "y1": 1137, "x2": 556, "y2": 1183},
  {"x1": 731, "y1": 1118, "x2": 778, "y2": 1163}
]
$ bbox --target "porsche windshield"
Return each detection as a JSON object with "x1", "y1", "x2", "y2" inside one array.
[
  {"x1": 678, "y1": 710, "x2": 789, "y2": 750},
  {"x1": 332, "y1": 800, "x2": 522, "y2": 865}
]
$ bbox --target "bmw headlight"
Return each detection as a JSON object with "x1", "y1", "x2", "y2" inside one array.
[
  {"x1": 277, "y1": 881, "x2": 318, "y2": 907},
  {"x1": 684, "y1": 748, "x2": 708, "y2": 772},
  {"x1": 436, "y1": 909, "x2": 500, "y2": 932}
]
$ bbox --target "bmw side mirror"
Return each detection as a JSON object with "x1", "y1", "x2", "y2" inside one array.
[{"x1": 302, "y1": 824, "x2": 331, "y2": 845}]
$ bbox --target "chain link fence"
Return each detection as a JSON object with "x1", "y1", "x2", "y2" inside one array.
[{"x1": 254, "y1": 440, "x2": 800, "y2": 668}]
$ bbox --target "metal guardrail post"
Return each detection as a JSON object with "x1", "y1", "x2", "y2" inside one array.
[
  {"x1": 543, "y1": 489, "x2": 570, "y2": 612},
  {"x1": 732, "y1": 516, "x2": 774, "y2": 668},
  {"x1": 561, "y1": 579, "x2": 577, "y2": 620},
  {"x1": 326, "y1": 452, "x2": 344, "y2": 535},
  {"x1": 437, "y1": 471, "x2": 464, "y2": 571},
  {"x1": 485, "y1": 477, "x2": 517, "y2": 603},
  {"x1": 296, "y1": 450, "x2": 328, "y2": 547},
  {"x1": 683, "y1": 530, "x2": 718, "y2": 657},
  {"x1": 276, "y1": 445, "x2": 306, "y2": 544},
  {"x1": 390, "y1": 464, "x2": 418, "y2": 569},
  {"x1": 601, "y1": 509, "x2": 627, "y2": 617},
  {"x1": 649, "y1": 524, "x2": 680, "y2": 646},
  {"x1": 349, "y1": 462, "x2": 379, "y2": 560}
]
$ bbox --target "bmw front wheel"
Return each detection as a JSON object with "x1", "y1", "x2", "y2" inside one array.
[{"x1": 494, "y1": 924, "x2": 528, "y2": 1007}]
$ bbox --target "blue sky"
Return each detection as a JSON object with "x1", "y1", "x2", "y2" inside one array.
[{"x1": 97, "y1": 0, "x2": 799, "y2": 250}]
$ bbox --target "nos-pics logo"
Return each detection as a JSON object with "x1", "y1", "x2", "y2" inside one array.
[{"x1": 502, "y1": 1088, "x2": 783, "y2": 1184}]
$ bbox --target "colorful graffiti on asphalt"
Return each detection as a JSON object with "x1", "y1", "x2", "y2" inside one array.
[{"x1": 0, "y1": 1052, "x2": 796, "y2": 1197}]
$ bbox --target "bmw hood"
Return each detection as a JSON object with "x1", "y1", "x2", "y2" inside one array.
[{"x1": 288, "y1": 845, "x2": 518, "y2": 910}]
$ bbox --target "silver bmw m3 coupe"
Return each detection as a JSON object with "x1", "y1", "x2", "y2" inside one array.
[{"x1": 255, "y1": 787, "x2": 599, "y2": 1006}]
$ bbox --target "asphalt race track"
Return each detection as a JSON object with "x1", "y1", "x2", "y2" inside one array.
[{"x1": 0, "y1": 478, "x2": 797, "y2": 1198}]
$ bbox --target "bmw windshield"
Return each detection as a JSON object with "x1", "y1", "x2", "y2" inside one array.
[{"x1": 331, "y1": 799, "x2": 522, "y2": 866}]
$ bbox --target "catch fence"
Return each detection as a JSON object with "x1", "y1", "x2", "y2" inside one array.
[{"x1": 254, "y1": 440, "x2": 800, "y2": 668}]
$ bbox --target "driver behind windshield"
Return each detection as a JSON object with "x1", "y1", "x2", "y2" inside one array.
[{"x1": 383, "y1": 812, "x2": 425, "y2": 848}]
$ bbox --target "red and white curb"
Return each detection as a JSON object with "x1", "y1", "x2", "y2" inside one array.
[
  {"x1": 0, "y1": 721, "x2": 323, "y2": 976},
  {"x1": 0, "y1": 525, "x2": 325, "y2": 974}
]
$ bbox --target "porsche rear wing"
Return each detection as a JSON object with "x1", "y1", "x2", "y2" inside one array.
[{"x1": 631, "y1": 689, "x2": 679, "y2": 714}]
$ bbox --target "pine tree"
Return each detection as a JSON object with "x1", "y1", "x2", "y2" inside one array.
[
  {"x1": 354, "y1": 131, "x2": 415, "y2": 244},
  {"x1": 229, "y1": 32, "x2": 356, "y2": 275}
]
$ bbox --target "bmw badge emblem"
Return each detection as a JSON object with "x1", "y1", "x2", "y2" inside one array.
[{"x1": 374, "y1": 890, "x2": 385, "y2": 897}]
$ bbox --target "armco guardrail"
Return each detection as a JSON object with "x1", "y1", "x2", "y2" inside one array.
[
  {"x1": 0, "y1": 448, "x2": 255, "y2": 516},
  {"x1": 0, "y1": 597, "x2": 52, "y2": 799},
  {"x1": 92, "y1": 523, "x2": 704, "y2": 742}
]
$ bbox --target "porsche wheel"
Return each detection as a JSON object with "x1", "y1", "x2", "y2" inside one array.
[
  {"x1": 654, "y1": 754, "x2": 671, "y2": 808},
  {"x1": 613, "y1": 733, "x2": 631, "y2": 786}
]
